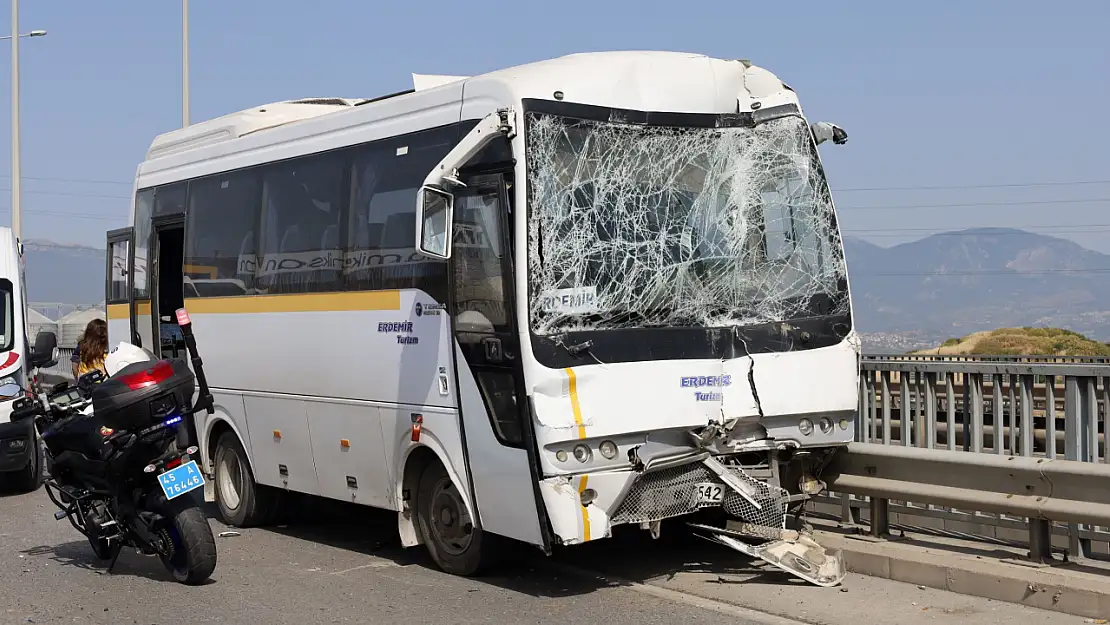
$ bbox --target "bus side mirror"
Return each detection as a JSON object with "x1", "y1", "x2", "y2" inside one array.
[
  {"x1": 811, "y1": 121, "x2": 847, "y2": 146},
  {"x1": 414, "y1": 107, "x2": 516, "y2": 260},
  {"x1": 415, "y1": 186, "x2": 454, "y2": 260},
  {"x1": 29, "y1": 330, "x2": 58, "y2": 369}
]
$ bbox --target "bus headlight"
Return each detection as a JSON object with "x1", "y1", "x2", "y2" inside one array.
[
  {"x1": 819, "y1": 417, "x2": 834, "y2": 434},
  {"x1": 798, "y1": 419, "x2": 814, "y2": 436},
  {"x1": 572, "y1": 444, "x2": 591, "y2": 463},
  {"x1": 599, "y1": 440, "x2": 618, "y2": 460}
]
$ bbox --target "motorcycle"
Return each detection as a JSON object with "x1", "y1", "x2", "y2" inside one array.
[{"x1": 11, "y1": 308, "x2": 219, "y2": 585}]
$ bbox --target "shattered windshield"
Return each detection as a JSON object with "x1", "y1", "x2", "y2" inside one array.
[{"x1": 525, "y1": 109, "x2": 849, "y2": 336}]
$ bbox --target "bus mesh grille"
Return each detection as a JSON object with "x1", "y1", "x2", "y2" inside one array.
[{"x1": 609, "y1": 462, "x2": 788, "y2": 529}]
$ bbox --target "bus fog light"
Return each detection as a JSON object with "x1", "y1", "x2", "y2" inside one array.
[
  {"x1": 798, "y1": 419, "x2": 814, "y2": 436},
  {"x1": 599, "y1": 440, "x2": 618, "y2": 459},
  {"x1": 819, "y1": 417, "x2": 833, "y2": 434},
  {"x1": 555, "y1": 450, "x2": 568, "y2": 462},
  {"x1": 573, "y1": 444, "x2": 591, "y2": 463},
  {"x1": 580, "y1": 488, "x2": 597, "y2": 505},
  {"x1": 838, "y1": 418, "x2": 849, "y2": 430}
]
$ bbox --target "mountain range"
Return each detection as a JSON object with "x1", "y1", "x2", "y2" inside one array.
[
  {"x1": 843, "y1": 228, "x2": 1110, "y2": 348},
  {"x1": 20, "y1": 228, "x2": 1110, "y2": 349}
]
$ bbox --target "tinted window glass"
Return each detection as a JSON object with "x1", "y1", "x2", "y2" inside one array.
[
  {"x1": 154, "y1": 182, "x2": 187, "y2": 218},
  {"x1": 132, "y1": 189, "x2": 154, "y2": 299},
  {"x1": 346, "y1": 125, "x2": 458, "y2": 298},
  {"x1": 258, "y1": 152, "x2": 347, "y2": 294},
  {"x1": 184, "y1": 170, "x2": 261, "y2": 298},
  {"x1": 108, "y1": 238, "x2": 130, "y2": 303},
  {"x1": 0, "y1": 279, "x2": 11, "y2": 351}
]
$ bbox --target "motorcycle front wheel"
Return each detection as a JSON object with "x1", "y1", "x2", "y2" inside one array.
[{"x1": 158, "y1": 500, "x2": 217, "y2": 585}]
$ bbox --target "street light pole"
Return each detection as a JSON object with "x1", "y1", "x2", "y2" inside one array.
[
  {"x1": 5, "y1": 17, "x2": 47, "y2": 244},
  {"x1": 6, "y1": 0, "x2": 45, "y2": 244},
  {"x1": 182, "y1": 0, "x2": 189, "y2": 127},
  {"x1": 11, "y1": 0, "x2": 20, "y2": 242}
]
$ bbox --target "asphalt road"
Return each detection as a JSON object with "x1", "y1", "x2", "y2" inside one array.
[{"x1": 0, "y1": 485, "x2": 1075, "y2": 625}]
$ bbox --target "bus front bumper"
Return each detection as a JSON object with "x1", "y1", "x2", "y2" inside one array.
[
  {"x1": 538, "y1": 451, "x2": 800, "y2": 546},
  {"x1": 537, "y1": 448, "x2": 847, "y2": 587}
]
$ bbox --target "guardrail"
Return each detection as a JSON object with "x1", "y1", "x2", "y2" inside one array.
[
  {"x1": 824, "y1": 442, "x2": 1110, "y2": 562},
  {"x1": 863, "y1": 353, "x2": 1110, "y2": 365},
  {"x1": 811, "y1": 356, "x2": 1110, "y2": 563}
]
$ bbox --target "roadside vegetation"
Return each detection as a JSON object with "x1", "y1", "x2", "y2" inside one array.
[{"x1": 913, "y1": 327, "x2": 1110, "y2": 357}]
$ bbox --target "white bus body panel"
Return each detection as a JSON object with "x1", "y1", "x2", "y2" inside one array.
[{"x1": 116, "y1": 50, "x2": 858, "y2": 552}]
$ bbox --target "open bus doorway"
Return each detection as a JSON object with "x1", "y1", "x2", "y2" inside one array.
[{"x1": 151, "y1": 221, "x2": 186, "y2": 360}]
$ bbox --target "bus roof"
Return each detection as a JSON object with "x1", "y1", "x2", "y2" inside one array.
[
  {"x1": 140, "y1": 51, "x2": 791, "y2": 169},
  {"x1": 143, "y1": 74, "x2": 470, "y2": 162}
]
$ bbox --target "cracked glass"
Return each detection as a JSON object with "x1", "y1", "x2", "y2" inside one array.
[{"x1": 525, "y1": 110, "x2": 848, "y2": 336}]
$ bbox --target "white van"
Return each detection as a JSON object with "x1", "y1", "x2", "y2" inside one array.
[{"x1": 0, "y1": 226, "x2": 58, "y2": 492}]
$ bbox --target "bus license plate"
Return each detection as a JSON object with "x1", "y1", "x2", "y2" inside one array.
[
  {"x1": 694, "y1": 482, "x2": 724, "y2": 504},
  {"x1": 158, "y1": 460, "x2": 205, "y2": 501}
]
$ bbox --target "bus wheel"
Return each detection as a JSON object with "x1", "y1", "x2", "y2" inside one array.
[
  {"x1": 213, "y1": 431, "x2": 279, "y2": 527},
  {"x1": 415, "y1": 461, "x2": 492, "y2": 576}
]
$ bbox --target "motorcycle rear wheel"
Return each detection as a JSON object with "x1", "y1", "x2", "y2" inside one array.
[{"x1": 158, "y1": 501, "x2": 217, "y2": 585}]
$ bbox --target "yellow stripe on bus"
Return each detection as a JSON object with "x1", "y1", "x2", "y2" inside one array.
[
  {"x1": 107, "y1": 291, "x2": 401, "y2": 319},
  {"x1": 565, "y1": 368, "x2": 587, "y2": 440},
  {"x1": 106, "y1": 304, "x2": 129, "y2": 320},
  {"x1": 565, "y1": 368, "x2": 591, "y2": 541},
  {"x1": 182, "y1": 291, "x2": 401, "y2": 314},
  {"x1": 577, "y1": 475, "x2": 592, "y2": 542}
]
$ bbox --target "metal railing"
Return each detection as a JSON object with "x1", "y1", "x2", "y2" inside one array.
[
  {"x1": 37, "y1": 347, "x2": 75, "y2": 382},
  {"x1": 812, "y1": 357, "x2": 1110, "y2": 562},
  {"x1": 824, "y1": 441, "x2": 1110, "y2": 563},
  {"x1": 863, "y1": 353, "x2": 1110, "y2": 365}
]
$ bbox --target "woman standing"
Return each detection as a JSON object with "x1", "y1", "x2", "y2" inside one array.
[{"x1": 71, "y1": 318, "x2": 109, "y2": 379}]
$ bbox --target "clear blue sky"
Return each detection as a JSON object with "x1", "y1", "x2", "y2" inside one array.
[{"x1": 1, "y1": 0, "x2": 1107, "y2": 251}]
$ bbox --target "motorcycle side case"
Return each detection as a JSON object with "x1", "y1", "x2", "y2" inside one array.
[
  {"x1": 42, "y1": 413, "x2": 111, "y2": 461},
  {"x1": 92, "y1": 359, "x2": 196, "y2": 432}
]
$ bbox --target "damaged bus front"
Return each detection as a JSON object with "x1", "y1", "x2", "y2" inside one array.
[{"x1": 416, "y1": 56, "x2": 856, "y2": 586}]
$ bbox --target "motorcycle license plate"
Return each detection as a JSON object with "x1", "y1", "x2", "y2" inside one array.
[{"x1": 157, "y1": 460, "x2": 205, "y2": 501}]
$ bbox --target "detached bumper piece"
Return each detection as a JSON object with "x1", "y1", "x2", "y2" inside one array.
[
  {"x1": 690, "y1": 456, "x2": 846, "y2": 588},
  {"x1": 688, "y1": 521, "x2": 846, "y2": 587}
]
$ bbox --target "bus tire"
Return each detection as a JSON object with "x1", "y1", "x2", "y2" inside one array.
[
  {"x1": 415, "y1": 460, "x2": 494, "y2": 576},
  {"x1": 213, "y1": 431, "x2": 279, "y2": 528}
]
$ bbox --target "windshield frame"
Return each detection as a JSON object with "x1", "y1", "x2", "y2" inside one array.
[{"x1": 520, "y1": 97, "x2": 848, "y2": 341}]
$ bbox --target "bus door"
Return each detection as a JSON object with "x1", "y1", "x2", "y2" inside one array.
[
  {"x1": 105, "y1": 228, "x2": 133, "y2": 346},
  {"x1": 447, "y1": 171, "x2": 549, "y2": 549}
]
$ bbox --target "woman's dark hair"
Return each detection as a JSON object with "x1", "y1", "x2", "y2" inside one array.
[{"x1": 78, "y1": 318, "x2": 109, "y2": 367}]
